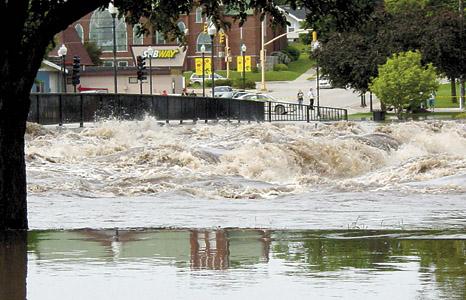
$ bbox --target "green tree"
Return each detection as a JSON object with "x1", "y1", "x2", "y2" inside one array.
[
  {"x1": 84, "y1": 41, "x2": 103, "y2": 66},
  {"x1": 317, "y1": 10, "x2": 390, "y2": 94},
  {"x1": 370, "y1": 51, "x2": 439, "y2": 119},
  {"x1": 421, "y1": 10, "x2": 466, "y2": 103}
]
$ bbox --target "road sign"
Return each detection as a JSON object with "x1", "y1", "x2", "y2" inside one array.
[
  {"x1": 195, "y1": 57, "x2": 212, "y2": 75},
  {"x1": 195, "y1": 58, "x2": 203, "y2": 75},
  {"x1": 237, "y1": 56, "x2": 252, "y2": 72},
  {"x1": 204, "y1": 58, "x2": 212, "y2": 75},
  {"x1": 245, "y1": 56, "x2": 251, "y2": 72}
]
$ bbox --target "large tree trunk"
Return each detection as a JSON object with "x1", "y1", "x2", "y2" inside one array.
[
  {"x1": 0, "y1": 231, "x2": 27, "y2": 299},
  {"x1": 0, "y1": 86, "x2": 30, "y2": 230}
]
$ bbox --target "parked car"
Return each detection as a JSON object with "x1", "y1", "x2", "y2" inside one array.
[
  {"x1": 189, "y1": 73, "x2": 225, "y2": 85},
  {"x1": 236, "y1": 93, "x2": 291, "y2": 115},
  {"x1": 232, "y1": 91, "x2": 249, "y2": 99},
  {"x1": 211, "y1": 86, "x2": 234, "y2": 98},
  {"x1": 319, "y1": 77, "x2": 332, "y2": 89},
  {"x1": 236, "y1": 93, "x2": 278, "y2": 102}
]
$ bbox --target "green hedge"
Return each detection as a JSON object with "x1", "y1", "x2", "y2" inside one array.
[
  {"x1": 205, "y1": 79, "x2": 233, "y2": 87},
  {"x1": 273, "y1": 63, "x2": 289, "y2": 71},
  {"x1": 232, "y1": 78, "x2": 256, "y2": 89},
  {"x1": 282, "y1": 45, "x2": 300, "y2": 61}
]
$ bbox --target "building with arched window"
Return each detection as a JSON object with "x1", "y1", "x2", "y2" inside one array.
[{"x1": 50, "y1": 6, "x2": 286, "y2": 94}]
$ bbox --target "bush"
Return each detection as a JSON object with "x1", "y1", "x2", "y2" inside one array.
[
  {"x1": 370, "y1": 51, "x2": 439, "y2": 119},
  {"x1": 232, "y1": 78, "x2": 256, "y2": 89},
  {"x1": 271, "y1": 51, "x2": 291, "y2": 65},
  {"x1": 273, "y1": 63, "x2": 289, "y2": 71},
  {"x1": 282, "y1": 45, "x2": 300, "y2": 61},
  {"x1": 299, "y1": 33, "x2": 311, "y2": 45},
  {"x1": 207, "y1": 79, "x2": 232, "y2": 87}
]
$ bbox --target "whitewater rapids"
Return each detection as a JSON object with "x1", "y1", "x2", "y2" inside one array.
[{"x1": 25, "y1": 119, "x2": 466, "y2": 199}]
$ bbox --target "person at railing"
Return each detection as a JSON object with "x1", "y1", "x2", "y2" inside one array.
[
  {"x1": 307, "y1": 87, "x2": 315, "y2": 110},
  {"x1": 161, "y1": 90, "x2": 168, "y2": 96},
  {"x1": 189, "y1": 90, "x2": 197, "y2": 97},
  {"x1": 181, "y1": 88, "x2": 188, "y2": 96},
  {"x1": 297, "y1": 89, "x2": 304, "y2": 105}
]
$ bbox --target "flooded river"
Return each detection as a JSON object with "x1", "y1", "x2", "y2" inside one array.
[
  {"x1": 1, "y1": 229, "x2": 465, "y2": 300},
  {"x1": 12, "y1": 119, "x2": 466, "y2": 299}
]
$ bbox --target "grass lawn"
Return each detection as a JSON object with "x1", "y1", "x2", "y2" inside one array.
[
  {"x1": 184, "y1": 43, "x2": 314, "y2": 85},
  {"x1": 348, "y1": 111, "x2": 466, "y2": 121},
  {"x1": 435, "y1": 83, "x2": 462, "y2": 108}
]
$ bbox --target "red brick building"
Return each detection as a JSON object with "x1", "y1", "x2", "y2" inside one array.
[
  {"x1": 58, "y1": 7, "x2": 287, "y2": 71},
  {"x1": 49, "y1": 7, "x2": 287, "y2": 94}
]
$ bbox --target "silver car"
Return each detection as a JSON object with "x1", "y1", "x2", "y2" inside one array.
[
  {"x1": 236, "y1": 93, "x2": 290, "y2": 115},
  {"x1": 212, "y1": 86, "x2": 234, "y2": 98},
  {"x1": 189, "y1": 73, "x2": 225, "y2": 85}
]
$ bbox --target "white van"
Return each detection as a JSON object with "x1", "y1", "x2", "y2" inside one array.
[{"x1": 319, "y1": 77, "x2": 332, "y2": 89}]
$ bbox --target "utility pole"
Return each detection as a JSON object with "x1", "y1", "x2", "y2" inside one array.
[{"x1": 460, "y1": 0, "x2": 465, "y2": 110}]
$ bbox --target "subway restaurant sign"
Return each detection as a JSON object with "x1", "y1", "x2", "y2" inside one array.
[
  {"x1": 131, "y1": 45, "x2": 187, "y2": 67},
  {"x1": 143, "y1": 49, "x2": 179, "y2": 59}
]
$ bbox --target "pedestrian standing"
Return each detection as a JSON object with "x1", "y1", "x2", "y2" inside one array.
[
  {"x1": 297, "y1": 89, "x2": 304, "y2": 105},
  {"x1": 307, "y1": 87, "x2": 315, "y2": 110}
]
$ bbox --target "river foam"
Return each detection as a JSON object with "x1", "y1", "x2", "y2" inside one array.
[{"x1": 25, "y1": 119, "x2": 466, "y2": 199}]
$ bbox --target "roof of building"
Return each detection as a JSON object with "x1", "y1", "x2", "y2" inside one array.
[
  {"x1": 49, "y1": 26, "x2": 94, "y2": 66},
  {"x1": 279, "y1": 5, "x2": 309, "y2": 21},
  {"x1": 39, "y1": 60, "x2": 63, "y2": 72}
]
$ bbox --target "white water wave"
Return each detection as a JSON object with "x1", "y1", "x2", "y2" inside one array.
[{"x1": 25, "y1": 119, "x2": 466, "y2": 199}]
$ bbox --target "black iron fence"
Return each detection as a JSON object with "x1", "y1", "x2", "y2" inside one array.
[
  {"x1": 28, "y1": 93, "x2": 347, "y2": 126},
  {"x1": 264, "y1": 101, "x2": 347, "y2": 122}
]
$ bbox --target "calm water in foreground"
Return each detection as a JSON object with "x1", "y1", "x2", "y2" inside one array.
[{"x1": 0, "y1": 229, "x2": 465, "y2": 300}]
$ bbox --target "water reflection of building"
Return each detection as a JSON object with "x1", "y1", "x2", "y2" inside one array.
[
  {"x1": 27, "y1": 229, "x2": 271, "y2": 271},
  {"x1": 190, "y1": 229, "x2": 271, "y2": 270}
]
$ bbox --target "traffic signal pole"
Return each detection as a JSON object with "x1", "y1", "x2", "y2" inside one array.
[{"x1": 72, "y1": 56, "x2": 81, "y2": 93}]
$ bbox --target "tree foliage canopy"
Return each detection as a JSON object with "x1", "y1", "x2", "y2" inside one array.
[
  {"x1": 370, "y1": 51, "x2": 439, "y2": 118},
  {"x1": 314, "y1": 1, "x2": 465, "y2": 95}
]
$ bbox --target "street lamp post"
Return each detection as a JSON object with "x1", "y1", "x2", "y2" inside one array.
[
  {"x1": 109, "y1": 3, "x2": 118, "y2": 94},
  {"x1": 57, "y1": 44, "x2": 68, "y2": 93},
  {"x1": 208, "y1": 23, "x2": 217, "y2": 98},
  {"x1": 311, "y1": 39, "x2": 321, "y2": 114},
  {"x1": 201, "y1": 44, "x2": 206, "y2": 97},
  {"x1": 241, "y1": 44, "x2": 247, "y2": 90},
  {"x1": 147, "y1": 46, "x2": 154, "y2": 95}
]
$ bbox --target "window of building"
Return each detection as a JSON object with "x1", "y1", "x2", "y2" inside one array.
[
  {"x1": 89, "y1": 9, "x2": 127, "y2": 52},
  {"x1": 75, "y1": 24, "x2": 84, "y2": 43},
  {"x1": 196, "y1": 33, "x2": 211, "y2": 52},
  {"x1": 102, "y1": 60, "x2": 114, "y2": 67},
  {"x1": 177, "y1": 22, "x2": 187, "y2": 43},
  {"x1": 288, "y1": 27, "x2": 295, "y2": 32},
  {"x1": 177, "y1": 22, "x2": 186, "y2": 34},
  {"x1": 133, "y1": 24, "x2": 144, "y2": 45},
  {"x1": 195, "y1": 8, "x2": 203, "y2": 23},
  {"x1": 154, "y1": 31, "x2": 166, "y2": 45},
  {"x1": 128, "y1": 77, "x2": 138, "y2": 84},
  {"x1": 118, "y1": 61, "x2": 128, "y2": 67}
]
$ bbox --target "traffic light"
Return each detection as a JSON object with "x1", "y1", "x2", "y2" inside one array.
[
  {"x1": 203, "y1": 22, "x2": 208, "y2": 33},
  {"x1": 136, "y1": 55, "x2": 147, "y2": 81},
  {"x1": 219, "y1": 32, "x2": 225, "y2": 44},
  {"x1": 72, "y1": 56, "x2": 80, "y2": 86}
]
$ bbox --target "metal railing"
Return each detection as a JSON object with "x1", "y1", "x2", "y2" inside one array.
[
  {"x1": 28, "y1": 94, "x2": 347, "y2": 126},
  {"x1": 264, "y1": 101, "x2": 348, "y2": 122}
]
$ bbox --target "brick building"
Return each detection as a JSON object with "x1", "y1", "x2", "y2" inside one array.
[{"x1": 50, "y1": 6, "x2": 287, "y2": 93}]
